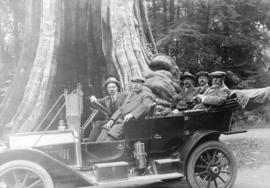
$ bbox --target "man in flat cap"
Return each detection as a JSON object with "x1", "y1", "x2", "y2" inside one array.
[
  {"x1": 97, "y1": 76, "x2": 155, "y2": 141},
  {"x1": 88, "y1": 77, "x2": 128, "y2": 141},
  {"x1": 196, "y1": 71, "x2": 210, "y2": 94},
  {"x1": 193, "y1": 71, "x2": 230, "y2": 109}
]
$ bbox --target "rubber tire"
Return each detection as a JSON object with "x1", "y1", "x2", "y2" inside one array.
[
  {"x1": 186, "y1": 141, "x2": 237, "y2": 188},
  {"x1": 0, "y1": 160, "x2": 54, "y2": 188}
]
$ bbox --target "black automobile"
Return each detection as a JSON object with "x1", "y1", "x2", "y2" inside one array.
[{"x1": 0, "y1": 87, "x2": 246, "y2": 188}]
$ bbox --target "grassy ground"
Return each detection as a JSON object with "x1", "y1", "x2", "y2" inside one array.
[{"x1": 221, "y1": 129, "x2": 270, "y2": 168}]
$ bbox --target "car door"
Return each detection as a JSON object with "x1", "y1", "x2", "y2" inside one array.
[{"x1": 149, "y1": 115, "x2": 185, "y2": 154}]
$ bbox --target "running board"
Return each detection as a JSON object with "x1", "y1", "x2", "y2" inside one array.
[{"x1": 95, "y1": 172, "x2": 184, "y2": 187}]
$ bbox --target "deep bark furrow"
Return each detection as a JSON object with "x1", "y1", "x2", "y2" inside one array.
[
  {"x1": 110, "y1": 0, "x2": 133, "y2": 88},
  {"x1": 10, "y1": 0, "x2": 57, "y2": 132},
  {"x1": 139, "y1": 0, "x2": 157, "y2": 53},
  {"x1": 133, "y1": 1, "x2": 153, "y2": 68},
  {"x1": 0, "y1": 0, "x2": 41, "y2": 128},
  {"x1": 129, "y1": 1, "x2": 152, "y2": 73},
  {"x1": 91, "y1": 0, "x2": 104, "y2": 60},
  {"x1": 19, "y1": 40, "x2": 56, "y2": 132},
  {"x1": 114, "y1": 39, "x2": 132, "y2": 89},
  {"x1": 123, "y1": 0, "x2": 144, "y2": 77},
  {"x1": 110, "y1": 1, "x2": 131, "y2": 88},
  {"x1": 101, "y1": 0, "x2": 116, "y2": 76},
  {"x1": 133, "y1": 1, "x2": 149, "y2": 56}
]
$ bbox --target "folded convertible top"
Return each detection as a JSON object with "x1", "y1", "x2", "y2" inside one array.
[{"x1": 231, "y1": 87, "x2": 270, "y2": 110}]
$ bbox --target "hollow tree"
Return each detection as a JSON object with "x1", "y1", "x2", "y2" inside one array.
[{"x1": 0, "y1": 0, "x2": 178, "y2": 137}]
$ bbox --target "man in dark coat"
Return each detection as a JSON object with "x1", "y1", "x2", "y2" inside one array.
[
  {"x1": 97, "y1": 76, "x2": 155, "y2": 141},
  {"x1": 154, "y1": 72, "x2": 200, "y2": 116},
  {"x1": 196, "y1": 71, "x2": 210, "y2": 94},
  {"x1": 170, "y1": 72, "x2": 200, "y2": 114},
  {"x1": 88, "y1": 77, "x2": 128, "y2": 141},
  {"x1": 193, "y1": 71, "x2": 230, "y2": 109}
]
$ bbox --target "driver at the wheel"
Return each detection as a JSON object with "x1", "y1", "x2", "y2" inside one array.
[
  {"x1": 88, "y1": 77, "x2": 128, "y2": 141},
  {"x1": 96, "y1": 76, "x2": 155, "y2": 141}
]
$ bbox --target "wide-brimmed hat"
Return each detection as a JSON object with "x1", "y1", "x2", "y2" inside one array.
[
  {"x1": 210, "y1": 71, "x2": 226, "y2": 77},
  {"x1": 131, "y1": 76, "x2": 145, "y2": 83},
  {"x1": 180, "y1": 72, "x2": 196, "y2": 81},
  {"x1": 104, "y1": 77, "x2": 120, "y2": 88},
  {"x1": 196, "y1": 71, "x2": 210, "y2": 78}
]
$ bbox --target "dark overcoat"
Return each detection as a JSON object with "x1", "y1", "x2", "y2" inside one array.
[
  {"x1": 100, "y1": 89, "x2": 154, "y2": 140},
  {"x1": 97, "y1": 92, "x2": 128, "y2": 115}
]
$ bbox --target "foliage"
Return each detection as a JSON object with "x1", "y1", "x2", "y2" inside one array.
[
  {"x1": 147, "y1": 0, "x2": 270, "y2": 88},
  {"x1": 147, "y1": 0, "x2": 270, "y2": 128}
]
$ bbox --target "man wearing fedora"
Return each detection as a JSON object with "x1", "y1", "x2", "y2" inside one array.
[
  {"x1": 155, "y1": 72, "x2": 199, "y2": 116},
  {"x1": 88, "y1": 77, "x2": 128, "y2": 141},
  {"x1": 171, "y1": 72, "x2": 200, "y2": 114},
  {"x1": 193, "y1": 71, "x2": 230, "y2": 109},
  {"x1": 97, "y1": 76, "x2": 155, "y2": 141},
  {"x1": 196, "y1": 71, "x2": 210, "y2": 94}
]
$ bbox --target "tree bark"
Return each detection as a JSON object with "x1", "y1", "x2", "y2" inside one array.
[
  {"x1": 169, "y1": 0, "x2": 175, "y2": 22},
  {"x1": 0, "y1": 1, "x2": 8, "y2": 70},
  {"x1": 0, "y1": 22, "x2": 4, "y2": 71},
  {"x1": 0, "y1": 0, "x2": 41, "y2": 131},
  {"x1": 0, "y1": 0, "x2": 178, "y2": 136},
  {"x1": 9, "y1": 0, "x2": 20, "y2": 64},
  {"x1": 0, "y1": 0, "x2": 57, "y2": 133},
  {"x1": 152, "y1": 0, "x2": 157, "y2": 19},
  {"x1": 162, "y1": 0, "x2": 168, "y2": 24},
  {"x1": 176, "y1": 2, "x2": 180, "y2": 19}
]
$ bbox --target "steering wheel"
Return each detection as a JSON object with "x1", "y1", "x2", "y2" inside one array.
[{"x1": 91, "y1": 101, "x2": 111, "y2": 116}]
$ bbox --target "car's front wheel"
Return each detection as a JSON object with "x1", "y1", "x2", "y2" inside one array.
[
  {"x1": 0, "y1": 160, "x2": 54, "y2": 188},
  {"x1": 186, "y1": 141, "x2": 237, "y2": 188}
]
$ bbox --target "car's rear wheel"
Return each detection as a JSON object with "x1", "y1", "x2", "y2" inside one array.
[
  {"x1": 0, "y1": 160, "x2": 54, "y2": 188},
  {"x1": 186, "y1": 141, "x2": 237, "y2": 188}
]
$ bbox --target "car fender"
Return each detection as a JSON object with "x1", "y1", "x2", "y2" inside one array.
[
  {"x1": 178, "y1": 130, "x2": 220, "y2": 170},
  {"x1": 0, "y1": 148, "x2": 93, "y2": 187}
]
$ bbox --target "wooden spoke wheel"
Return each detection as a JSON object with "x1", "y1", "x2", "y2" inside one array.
[
  {"x1": 186, "y1": 141, "x2": 237, "y2": 188},
  {"x1": 0, "y1": 160, "x2": 54, "y2": 188}
]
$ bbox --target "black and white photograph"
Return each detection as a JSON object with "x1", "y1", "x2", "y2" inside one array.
[{"x1": 0, "y1": 0, "x2": 270, "y2": 187}]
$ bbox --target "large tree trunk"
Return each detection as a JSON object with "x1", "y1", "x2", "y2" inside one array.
[
  {"x1": 0, "y1": 1, "x2": 8, "y2": 71},
  {"x1": 0, "y1": 0, "x2": 56, "y2": 133},
  {"x1": 0, "y1": 0, "x2": 177, "y2": 137}
]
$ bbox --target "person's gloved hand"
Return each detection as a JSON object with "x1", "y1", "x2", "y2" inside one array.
[
  {"x1": 89, "y1": 95, "x2": 98, "y2": 103},
  {"x1": 103, "y1": 120, "x2": 114, "y2": 130},
  {"x1": 123, "y1": 113, "x2": 134, "y2": 122},
  {"x1": 172, "y1": 109, "x2": 180, "y2": 114}
]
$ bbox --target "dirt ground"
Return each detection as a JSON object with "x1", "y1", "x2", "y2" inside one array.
[{"x1": 221, "y1": 128, "x2": 270, "y2": 188}]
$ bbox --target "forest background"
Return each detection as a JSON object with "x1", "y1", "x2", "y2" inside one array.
[{"x1": 1, "y1": 0, "x2": 270, "y2": 129}]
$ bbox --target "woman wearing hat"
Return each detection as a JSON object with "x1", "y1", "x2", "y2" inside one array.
[{"x1": 88, "y1": 77, "x2": 128, "y2": 141}]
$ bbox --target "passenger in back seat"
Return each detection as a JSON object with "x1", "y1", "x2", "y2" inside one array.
[
  {"x1": 192, "y1": 71, "x2": 230, "y2": 109},
  {"x1": 196, "y1": 71, "x2": 210, "y2": 94},
  {"x1": 155, "y1": 72, "x2": 199, "y2": 116}
]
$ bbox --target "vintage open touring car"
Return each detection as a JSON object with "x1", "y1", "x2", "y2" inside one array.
[{"x1": 0, "y1": 85, "x2": 246, "y2": 188}]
